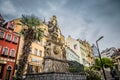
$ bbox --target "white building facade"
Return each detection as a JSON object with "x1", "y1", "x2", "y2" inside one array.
[{"x1": 66, "y1": 36, "x2": 83, "y2": 64}]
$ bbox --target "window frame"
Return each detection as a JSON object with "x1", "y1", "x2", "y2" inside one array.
[
  {"x1": 6, "y1": 33, "x2": 12, "y2": 41},
  {"x1": 39, "y1": 50, "x2": 42, "y2": 56},
  {"x1": 10, "y1": 49, "x2": 16, "y2": 57},
  {"x1": 2, "y1": 47, "x2": 9, "y2": 56},
  {"x1": 0, "y1": 31, "x2": 5, "y2": 39},
  {"x1": 34, "y1": 48, "x2": 38, "y2": 55},
  {"x1": 9, "y1": 21, "x2": 15, "y2": 30},
  {"x1": 12, "y1": 36, "x2": 18, "y2": 43}
]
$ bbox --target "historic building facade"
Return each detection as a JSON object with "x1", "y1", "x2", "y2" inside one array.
[
  {"x1": 65, "y1": 36, "x2": 82, "y2": 64},
  {"x1": 77, "y1": 39, "x2": 88, "y2": 66},
  {"x1": 65, "y1": 46, "x2": 80, "y2": 63},
  {"x1": 0, "y1": 21, "x2": 20, "y2": 80},
  {"x1": 111, "y1": 48, "x2": 120, "y2": 71},
  {"x1": 12, "y1": 18, "x2": 48, "y2": 75},
  {"x1": 77, "y1": 39, "x2": 94, "y2": 66},
  {"x1": 85, "y1": 41, "x2": 94, "y2": 66},
  {"x1": 101, "y1": 47, "x2": 117, "y2": 58},
  {"x1": 66, "y1": 36, "x2": 93, "y2": 67},
  {"x1": 91, "y1": 44, "x2": 99, "y2": 58}
]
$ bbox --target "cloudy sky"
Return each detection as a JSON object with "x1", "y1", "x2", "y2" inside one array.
[{"x1": 0, "y1": 0, "x2": 120, "y2": 51}]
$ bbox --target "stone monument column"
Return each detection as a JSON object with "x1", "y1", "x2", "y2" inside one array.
[{"x1": 43, "y1": 15, "x2": 68, "y2": 72}]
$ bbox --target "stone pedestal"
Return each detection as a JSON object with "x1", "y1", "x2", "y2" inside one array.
[{"x1": 43, "y1": 57, "x2": 68, "y2": 72}]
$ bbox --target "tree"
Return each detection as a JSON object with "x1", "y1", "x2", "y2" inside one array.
[
  {"x1": 85, "y1": 68, "x2": 101, "y2": 80},
  {"x1": 16, "y1": 15, "x2": 44, "y2": 80},
  {"x1": 94, "y1": 57, "x2": 113, "y2": 69},
  {"x1": 102, "y1": 57, "x2": 113, "y2": 68}
]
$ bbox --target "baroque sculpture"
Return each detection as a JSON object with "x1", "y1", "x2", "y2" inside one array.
[{"x1": 43, "y1": 15, "x2": 68, "y2": 72}]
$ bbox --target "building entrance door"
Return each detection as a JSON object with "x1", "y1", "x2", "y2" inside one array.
[{"x1": 5, "y1": 66, "x2": 12, "y2": 80}]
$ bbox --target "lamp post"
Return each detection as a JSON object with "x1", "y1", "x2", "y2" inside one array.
[{"x1": 96, "y1": 36, "x2": 107, "y2": 80}]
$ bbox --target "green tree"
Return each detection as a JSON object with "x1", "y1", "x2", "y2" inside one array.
[
  {"x1": 95, "y1": 57, "x2": 113, "y2": 69},
  {"x1": 102, "y1": 57, "x2": 113, "y2": 68},
  {"x1": 85, "y1": 68, "x2": 101, "y2": 80},
  {"x1": 16, "y1": 15, "x2": 44, "y2": 80}
]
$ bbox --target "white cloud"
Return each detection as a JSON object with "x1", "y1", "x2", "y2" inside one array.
[{"x1": 46, "y1": 0, "x2": 68, "y2": 11}]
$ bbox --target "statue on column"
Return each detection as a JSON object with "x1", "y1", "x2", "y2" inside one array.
[{"x1": 43, "y1": 15, "x2": 68, "y2": 73}]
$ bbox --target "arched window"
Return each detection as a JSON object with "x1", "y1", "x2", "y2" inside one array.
[
  {"x1": 2, "y1": 47, "x2": 9, "y2": 56},
  {"x1": 5, "y1": 65, "x2": 12, "y2": 80},
  {"x1": 7, "y1": 66, "x2": 12, "y2": 70}
]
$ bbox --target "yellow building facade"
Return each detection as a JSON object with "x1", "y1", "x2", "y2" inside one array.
[
  {"x1": 85, "y1": 41, "x2": 94, "y2": 66},
  {"x1": 77, "y1": 39, "x2": 94, "y2": 67},
  {"x1": 12, "y1": 18, "x2": 48, "y2": 75}
]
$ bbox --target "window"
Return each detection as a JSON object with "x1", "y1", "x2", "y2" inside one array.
[
  {"x1": 10, "y1": 49, "x2": 15, "y2": 57},
  {"x1": 13, "y1": 36, "x2": 18, "y2": 43},
  {"x1": 74, "y1": 44, "x2": 77, "y2": 50},
  {"x1": 35, "y1": 66, "x2": 39, "y2": 73},
  {"x1": 6, "y1": 34, "x2": 12, "y2": 41},
  {"x1": 34, "y1": 48, "x2": 38, "y2": 55},
  {"x1": 39, "y1": 50, "x2": 42, "y2": 56},
  {"x1": 2, "y1": 47, "x2": 8, "y2": 55},
  {"x1": 0, "y1": 31, "x2": 5, "y2": 39},
  {"x1": 9, "y1": 21, "x2": 14, "y2": 29}
]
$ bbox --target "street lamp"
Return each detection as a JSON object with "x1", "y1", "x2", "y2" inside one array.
[{"x1": 96, "y1": 36, "x2": 107, "y2": 80}]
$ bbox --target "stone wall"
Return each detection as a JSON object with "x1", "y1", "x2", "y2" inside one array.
[{"x1": 25, "y1": 72, "x2": 86, "y2": 80}]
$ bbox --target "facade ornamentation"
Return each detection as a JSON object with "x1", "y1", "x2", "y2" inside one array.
[
  {"x1": 53, "y1": 45, "x2": 60, "y2": 55},
  {"x1": 43, "y1": 15, "x2": 68, "y2": 72}
]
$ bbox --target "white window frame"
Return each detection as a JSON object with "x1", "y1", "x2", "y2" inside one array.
[
  {"x1": 34, "y1": 48, "x2": 38, "y2": 55},
  {"x1": 2, "y1": 47, "x2": 9, "y2": 55},
  {"x1": 12, "y1": 36, "x2": 18, "y2": 43},
  {"x1": 39, "y1": 50, "x2": 42, "y2": 56},
  {"x1": 0, "y1": 31, "x2": 5, "y2": 38},
  {"x1": 6, "y1": 34, "x2": 12, "y2": 41},
  {"x1": 10, "y1": 49, "x2": 16, "y2": 57}
]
